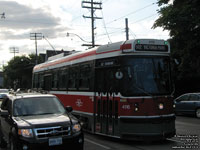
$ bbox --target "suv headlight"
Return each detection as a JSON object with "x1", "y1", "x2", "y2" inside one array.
[
  {"x1": 18, "y1": 129, "x2": 33, "y2": 138},
  {"x1": 72, "y1": 123, "x2": 81, "y2": 133}
]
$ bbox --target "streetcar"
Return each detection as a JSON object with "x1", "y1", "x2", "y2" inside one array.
[{"x1": 33, "y1": 39, "x2": 176, "y2": 141}]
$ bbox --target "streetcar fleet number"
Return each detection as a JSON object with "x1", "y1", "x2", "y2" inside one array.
[{"x1": 122, "y1": 105, "x2": 131, "y2": 110}]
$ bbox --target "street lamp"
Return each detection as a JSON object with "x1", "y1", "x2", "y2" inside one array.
[
  {"x1": 66, "y1": 32, "x2": 101, "y2": 48},
  {"x1": 66, "y1": 32, "x2": 92, "y2": 43}
]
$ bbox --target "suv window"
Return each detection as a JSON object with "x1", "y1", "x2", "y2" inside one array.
[{"x1": 13, "y1": 97, "x2": 66, "y2": 116}]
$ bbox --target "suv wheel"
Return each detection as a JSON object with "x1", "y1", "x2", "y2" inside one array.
[{"x1": 196, "y1": 108, "x2": 200, "y2": 118}]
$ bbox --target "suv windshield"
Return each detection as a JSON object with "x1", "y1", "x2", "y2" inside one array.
[
  {"x1": 13, "y1": 97, "x2": 66, "y2": 116},
  {"x1": 120, "y1": 56, "x2": 172, "y2": 96}
]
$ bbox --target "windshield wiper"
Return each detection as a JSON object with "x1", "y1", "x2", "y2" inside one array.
[{"x1": 133, "y1": 84, "x2": 153, "y2": 97}]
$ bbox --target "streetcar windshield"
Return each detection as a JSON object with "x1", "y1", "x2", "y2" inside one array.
[{"x1": 121, "y1": 56, "x2": 172, "y2": 96}]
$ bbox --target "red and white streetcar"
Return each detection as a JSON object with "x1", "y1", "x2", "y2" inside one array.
[{"x1": 33, "y1": 39, "x2": 176, "y2": 141}]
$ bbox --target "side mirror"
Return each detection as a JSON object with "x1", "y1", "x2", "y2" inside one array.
[
  {"x1": 0, "y1": 109, "x2": 9, "y2": 117},
  {"x1": 65, "y1": 106, "x2": 73, "y2": 113}
]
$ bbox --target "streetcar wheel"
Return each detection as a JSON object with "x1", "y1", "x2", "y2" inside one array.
[{"x1": 196, "y1": 108, "x2": 200, "y2": 118}]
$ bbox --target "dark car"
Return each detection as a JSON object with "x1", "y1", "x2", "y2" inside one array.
[
  {"x1": 174, "y1": 93, "x2": 200, "y2": 118},
  {"x1": 0, "y1": 92, "x2": 84, "y2": 150}
]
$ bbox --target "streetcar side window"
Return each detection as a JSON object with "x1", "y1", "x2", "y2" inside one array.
[
  {"x1": 68, "y1": 66, "x2": 78, "y2": 90},
  {"x1": 52, "y1": 70, "x2": 59, "y2": 90},
  {"x1": 79, "y1": 63, "x2": 92, "y2": 91},
  {"x1": 59, "y1": 68, "x2": 68, "y2": 90},
  {"x1": 38, "y1": 73, "x2": 44, "y2": 89},
  {"x1": 33, "y1": 73, "x2": 38, "y2": 88}
]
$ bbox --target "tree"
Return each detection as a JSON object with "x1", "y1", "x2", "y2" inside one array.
[
  {"x1": 3, "y1": 54, "x2": 43, "y2": 89},
  {"x1": 153, "y1": 0, "x2": 200, "y2": 96}
]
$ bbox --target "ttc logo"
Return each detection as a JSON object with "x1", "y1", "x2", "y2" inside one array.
[{"x1": 76, "y1": 99, "x2": 83, "y2": 107}]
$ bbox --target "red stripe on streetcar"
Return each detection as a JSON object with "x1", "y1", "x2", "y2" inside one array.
[{"x1": 120, "y1": 43, "x2": 132, "y2": 50}]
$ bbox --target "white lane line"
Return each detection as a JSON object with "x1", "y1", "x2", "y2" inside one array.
[
  {"x1": 85, "y1": 138, "x2": 111, "y2": 149},
  {"x1": 167, "y1": 138, "x2": 184, "y2": 144}
]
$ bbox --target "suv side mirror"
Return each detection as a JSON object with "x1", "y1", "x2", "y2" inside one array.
[
  {"x1": 0, "y1": 109, "x2": 9, "y2": 117},
  {"x1": 65, "y1": 106, "x2": 73, "y2": 113}
]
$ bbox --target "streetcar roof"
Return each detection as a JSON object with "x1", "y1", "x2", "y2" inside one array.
[{"x1": 33, "y1": 39, "x2": 170, "y2": 73}]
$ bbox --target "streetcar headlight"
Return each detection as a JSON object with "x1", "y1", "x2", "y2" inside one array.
[
  {"x1": 18, "y1": 129, "x2": 33, "y2": 138},
  {"x1": 173, "y1": 104, "x2": 176, "y2": 108},
  {"x1": 72, "y1": 123, "x2": 81, "y2": 133},
  {"x1": 158, "y1": 103, "x2": 164, "y2": 110},
  {"x1": 134, "y1": 103, "x2": 139, "y2": 112},
  {"x1": 134, "y1": 107, "x2": 139, "y2": 112}
]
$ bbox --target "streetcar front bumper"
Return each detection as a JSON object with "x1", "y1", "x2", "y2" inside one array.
[{"x1": 119, "y1": 114, "x2": 176, "y2": 141}]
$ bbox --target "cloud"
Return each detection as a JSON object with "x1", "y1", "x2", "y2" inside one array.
[{"x1": 0, "y1": 1, "x2": 70, "y2": 40}]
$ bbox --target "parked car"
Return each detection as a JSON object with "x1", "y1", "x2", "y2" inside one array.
[
  {"x1": 0, "y1": 92, "x2": 84, "y2": 150},
  {"x1": 174, "y1": 93, "x2": 200, "y2": 118}
]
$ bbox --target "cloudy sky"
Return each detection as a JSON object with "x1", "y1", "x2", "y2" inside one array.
[{"x1": 0, "y1": 0, "x2": 170, "y2": 68}]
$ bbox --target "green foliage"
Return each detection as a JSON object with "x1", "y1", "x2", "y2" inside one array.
[
  {"x1": 154, "y1": 0, "x2": 200, "y2": 95},
  {"x1": 3, "y1": 54, "x2": 42, "y2": 89}
]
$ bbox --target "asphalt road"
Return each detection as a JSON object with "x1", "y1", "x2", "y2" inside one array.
[{"x1": 1, "y1": 116, "x2": 200, "y2": 150}]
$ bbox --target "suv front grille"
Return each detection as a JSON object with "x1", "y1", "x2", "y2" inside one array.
[{"x1": 34, "y1": 126, "x2": 71, "y2": 139}]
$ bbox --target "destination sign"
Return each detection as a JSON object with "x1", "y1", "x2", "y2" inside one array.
[{"x1": 135, "y1": 44, "x2": 168, "y2": 52}]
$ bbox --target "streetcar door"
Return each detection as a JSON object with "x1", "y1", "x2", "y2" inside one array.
[
  {"x1": 94, "y1": 92, "x2": 118, "y2": 135},
  {"x1": 94, "y1": 66, "x2": 119, "y2": 136}
]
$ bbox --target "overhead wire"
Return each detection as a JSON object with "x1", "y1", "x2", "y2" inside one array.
[
  {"x1": 100, "y1": 9, "x2": 112, "y2": 43},
  {"x1": 130, "y1": 13, "x2": 157, "y2": 24},
  {"x1": 105, "y1": 2, "x2": 156, "y2": 25}
]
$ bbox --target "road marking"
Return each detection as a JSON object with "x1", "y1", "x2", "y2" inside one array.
[
  {"x1": 167, "y1": 138, "x2": 183, "y2": 144},
  {"x1": 85, "y1": 138, "x2": 111, "y2": 149}
]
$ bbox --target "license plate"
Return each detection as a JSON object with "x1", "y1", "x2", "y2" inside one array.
[{"x1": 49, "y1": 137, "x2": 62, "y2": 146}]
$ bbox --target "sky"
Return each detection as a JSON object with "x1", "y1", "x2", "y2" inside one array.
[{"x1": 0, "y1": 0, "x2": 170, "y2": 69}]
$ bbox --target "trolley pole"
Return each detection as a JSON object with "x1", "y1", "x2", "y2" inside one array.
[
  {"x1": 125, "y1": 18, "x2": 129, "y2": 40},
  {"x1": 30, "y1": 33, "x2": 42, "y2": 65}
]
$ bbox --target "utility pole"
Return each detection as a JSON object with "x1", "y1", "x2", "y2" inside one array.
[
  {"x1": 10, "y1": 47, "x2": 19, "y2": 58},
  {"x1": 125, "y1": 18, "x2": 129, "y2": 40},
  {"x1": 82, "y1": 0, "x2": 102, "y2": 48},
  {"x1": 30, "y1": 33, "x2": 42, "y2": 65}
]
